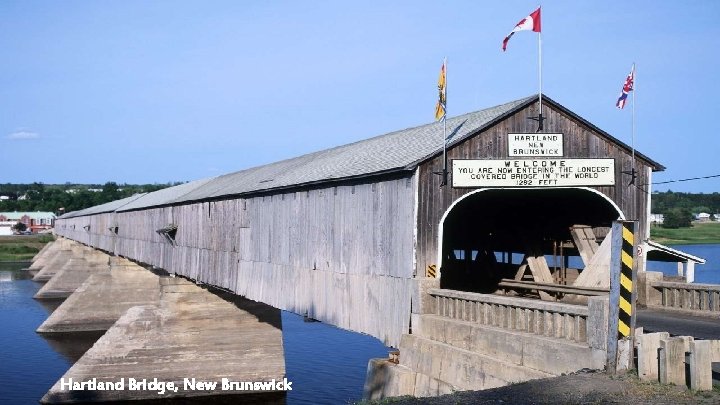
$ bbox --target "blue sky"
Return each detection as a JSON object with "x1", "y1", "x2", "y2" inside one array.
[{"x1": 1, "y1": 1, "x2": 718, "y2": 193}]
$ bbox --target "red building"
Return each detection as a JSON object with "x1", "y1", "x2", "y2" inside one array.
[{"x1": 0, "y1": 211, "x2": 56, "y2": 234}]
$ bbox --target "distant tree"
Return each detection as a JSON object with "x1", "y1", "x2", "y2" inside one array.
[
  {"x1": 652, "y1": 191, "x2": 720, "y2": 216},
  {"x1": 692, "y1": 206, "x2": 712, "y2": 214},
  {"x1": 100, "y1": 182, "x2": 120, "y2": 203},
  {"x1": 662, "y1": 208, "x2": 693, "y2": 229},
  {"x1": 25, "y1": 182, "x2": 46, "y2": 203},
  {"x1": 0, "y1": 182, "x2": 178, "y2": 213},
  {"x1": 12, "y1": 222, "x2": 27, "y2": 233},
  {"x1": 69, "y1": 190, "x2": 96, "y2": 211}
]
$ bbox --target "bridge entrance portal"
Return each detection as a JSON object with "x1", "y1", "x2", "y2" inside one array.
[{"x1": 438, "y1": 188, "x2": 624, "y2": 294}]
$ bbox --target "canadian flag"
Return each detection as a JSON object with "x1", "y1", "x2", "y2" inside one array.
[{"x1": 502, "y1": 7, "x2": 541, "y2": 51}]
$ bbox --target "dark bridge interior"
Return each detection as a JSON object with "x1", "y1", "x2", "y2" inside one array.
[{"x1": 440, "y1": 188, "x2": 622, "y2": 293}]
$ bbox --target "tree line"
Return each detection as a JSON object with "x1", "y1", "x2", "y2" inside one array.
[
  {"x1": 0, "y1": 182, "x2": 180, "y2": 215},
  {"x1": 1, "y1": 184, "x2": 715, "y2": 227},
  {"x1": 651, "y1": 190, "x2": 719, "y2": 229}
]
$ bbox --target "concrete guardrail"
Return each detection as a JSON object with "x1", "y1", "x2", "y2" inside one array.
[
  {"x1": 651, "y1": 281, "x2": 720, "y2": 313},
  {"x1": 637, "y1": 332, "x2": 720, "y2": 391},
  {"x1": 427, "y1": 288, "x2": 608, "y2": 347}
]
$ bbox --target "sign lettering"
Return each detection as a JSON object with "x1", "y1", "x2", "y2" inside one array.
[
  {"x1": 508, "y1": 133, "x2": 563, "y2": 157},
  {"x1": 452, "y1": 159, "x2": 615, "y2": 187}
]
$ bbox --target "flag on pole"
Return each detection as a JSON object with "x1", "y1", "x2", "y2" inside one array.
[
  {"x1": 502, "y1": 7, "x2": 541, "y2": 51},
  {"x1": 616, "y1": 64, "x2": 635, "y2": 109},
  {"x1": 435, "y1": 59, "x2": 447, "y2": 121}
]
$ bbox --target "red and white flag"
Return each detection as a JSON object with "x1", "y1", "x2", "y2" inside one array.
[
  {"x1": 616, "y1": 64, "x2": 635, "y2": 109},
  {"x1": 502, "y1": 7, "x2": 541, "y2": 51}
]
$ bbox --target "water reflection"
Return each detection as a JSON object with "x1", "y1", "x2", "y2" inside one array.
[
  {"x1": 40, "y1": 331, "x2": 106, "y2": 363},
  {"x1": 35, "y1": 298, "x2": 64, "y2": 314},
  {"x1": 0, "y1": 263, "x2": 75, "y2": 403},
  {"x1": 0, "y1": 266, "x2": 33, "y2": 281}
]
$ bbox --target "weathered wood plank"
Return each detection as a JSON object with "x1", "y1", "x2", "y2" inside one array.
[{"x1": 570, "y1": 225, "x2": 599, "y2": 266}]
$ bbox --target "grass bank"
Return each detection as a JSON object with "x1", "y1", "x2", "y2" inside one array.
[
  {"x1": 650, "y1": 221, "x2": 720, "y2": 245},
  {"x1": 0, "y1": 234, "x2": 54, "y2": 261}
]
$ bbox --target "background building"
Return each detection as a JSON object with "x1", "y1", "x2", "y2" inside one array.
[{"x1": 0, "y1": 211, "x2": 56, "y2": 234}]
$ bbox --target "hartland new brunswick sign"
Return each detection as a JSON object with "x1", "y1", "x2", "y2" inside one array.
[
  {"x1": 508, "y1": 133, "x2": 563, "y2": 157},
  {"x1": 452, "y1": 133, "x2": 615, "y2": 188}
]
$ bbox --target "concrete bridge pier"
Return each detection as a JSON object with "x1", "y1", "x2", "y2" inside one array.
[
  {"x1": 31, "y1": 239, "x2": 55, "y2": 262},
  {"x1": 32, "y1": 242, "x2": 88, "y2": 282},
  {"x1": 41, "y1": 276, "x2": 286, "y2": 403},
  {"x1": 36, "y1": 257, "x2": 161, "y2": 333},
  {"x1": 26, "y1": 238, "x2": 71, "y2": 274},
  {"x1": 34, "y1": 249, "x2": 112, "y2": 300}
]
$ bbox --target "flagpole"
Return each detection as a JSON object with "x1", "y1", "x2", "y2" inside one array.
[
  {"x1": 631, "y1": 62, "x2": 636, "y2": 172},
  {"x1": 619, "y1": 63, "x2": 637, "y2": 186},
  {"x1": 537, "y1": 5, "x2": 543, "y2": 132},
  {"x1": 442, "y1": 57, "x2": 448, "y2": 186}
]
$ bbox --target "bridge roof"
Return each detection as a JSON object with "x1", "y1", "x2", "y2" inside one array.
[
  {"x1": 61, "y1": 193, "x2": 147, "y2": 218},
  {"x1": 116, "y1": 177, "x2": 216, "y2": 212},
  {"x1": 112, "y1": 94, "x2": 663, "y2": 211},
  {"x1": 646, "y1": 240, "x2": 706, "y2": 264}
]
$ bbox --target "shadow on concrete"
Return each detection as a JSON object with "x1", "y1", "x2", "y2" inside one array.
[
  {"x1": 35, "y1": 297, "x2": 65, "y2": 315},
  {"x1": 204, "y1": 285, "x2": 283, "y2": 331},
  {"x1": 40, "y1": 331, "x2": 106, "y2": 362}
]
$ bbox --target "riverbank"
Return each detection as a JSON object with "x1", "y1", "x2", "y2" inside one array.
[
  {"x1": 359, "y1": 370, "x2": 720, "y2": 404},
  {"x1": 0, "y1": 234, "x2": 53, "y2": 261},
  {"x1": 650, "y1": 222, "x2": 720, "y2": 245}
]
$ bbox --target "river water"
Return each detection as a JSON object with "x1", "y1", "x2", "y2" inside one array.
[
  {"x1": 2, "y1": 244, "x2": 718, "y2": 404},
  {"x1": 0, "y1": 262, "x2": 389, "y2": 405},
  {"x1": 646, "y1": 243, "x2": 720, "y2": 284}
]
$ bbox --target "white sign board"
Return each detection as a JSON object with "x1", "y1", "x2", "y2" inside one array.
[
  {"x1": 452, "y1": 158, "x2": 615, "y2": 187},
  {"x1": 508, "y1": 133, "x2": 563, "y2": 157}
]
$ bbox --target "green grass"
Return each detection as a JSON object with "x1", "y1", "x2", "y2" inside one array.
[
  {"x1": 650, "y1": 221, "x2": 720, "y2": 245},
  {"x1": 0, "y1": 234, "x2": 53, "y2": 244},
  {"x1": 0, "y1": 234, "x2": 53, "y2": 261},
  {"x1": 0, "y1": 244, "x2": 39, "y2": 261}
]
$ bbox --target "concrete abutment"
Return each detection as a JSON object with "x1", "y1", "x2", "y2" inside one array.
[{"x1": 365, "y1": 283, "x2": 610, "y2": 400}]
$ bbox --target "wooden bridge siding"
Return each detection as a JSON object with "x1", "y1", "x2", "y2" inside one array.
[
  {"x1": 56, "y1": 176, "x2": 417, "y2": 346},
  {"x1": 416, "y1": 101, "x2": 652, "y2": 275},
  {"x1": 55, "y1": 214, "x2": 115, "y2": 251},
  {"x1": 54, "y1": 219, "x2": 79, "y2": 244},
  {"x1": 94, "y1": 213, "x2": 115, "y2": 253}
]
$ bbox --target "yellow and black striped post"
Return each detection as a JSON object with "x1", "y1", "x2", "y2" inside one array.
[
  {"x1": 607, "y1": 220, "x2": 638, "y2": 373},
  {"x1": 617, "y1": 223, "x2": 635, "y2": 339},
  {"x1": 426, "y1": 264, "x2": 437, "y2": 278}
]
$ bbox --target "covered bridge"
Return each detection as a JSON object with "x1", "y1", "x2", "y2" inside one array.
[{"x1": 55, "y1": 94, "x2": 666, "y2": 346}]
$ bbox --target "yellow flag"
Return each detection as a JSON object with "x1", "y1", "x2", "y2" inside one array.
[{"x1": 435, "y1": 60, "x2": 446, "y2": 121}]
